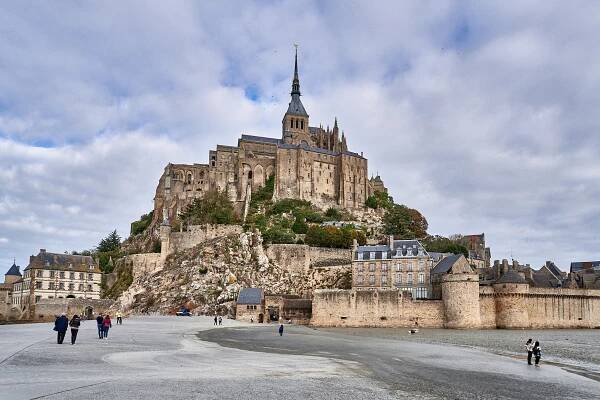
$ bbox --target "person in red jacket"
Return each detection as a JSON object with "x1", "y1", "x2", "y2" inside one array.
[{"x1": 102, "y1": 315, "x2": 112, "y2": 339}]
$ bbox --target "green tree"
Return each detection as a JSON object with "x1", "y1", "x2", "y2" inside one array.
[
  {"x1": 422, "y1": 235, "x2": 468, "y2": 257},
  {"x1": 383, "y1": 205, "x2": 428, "y2": 239},
  {"x1": 365, "y1": 190, "x2": 394, "y2": 209},
  {"x1": 180, "y1": 190, "x2": 238, "y2": 226},
  {"x1": 130, "y1": 211, "x2": 154, "y2": 235},
  {"x1": 97, "y1": 230, "x2": 121, "y2": 253},
  {"x1": 291, "y1": 216, "x2": 309, "y2": 234}
]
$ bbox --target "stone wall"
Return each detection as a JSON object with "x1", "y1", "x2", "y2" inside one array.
[
  {"x1": 312, "y1": 285, "x2": 600, "y2": 329},
  {"x1": 266, "y1": 244, "x2": 351, "y2": 273},
  {"x1": 122, "y1": 253, "x2": 163, "y2": 280},
  {"x1": 167, "y1": 225, "x2": 243, "y2": 256},
  {"x1": 311, "y1": 289, "x2": 445, "y2": 328},
  {"x1": 33, "y1": 298, "x2": 114, "y2": 322}
]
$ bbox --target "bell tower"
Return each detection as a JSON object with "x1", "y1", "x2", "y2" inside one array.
[{"x1": 282, "y1": 46, "x2": 312, "y2": 145}]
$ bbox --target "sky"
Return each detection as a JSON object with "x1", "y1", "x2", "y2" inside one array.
[{"x1": 1, "y1": 1, "x2": 600, "y2": 277}]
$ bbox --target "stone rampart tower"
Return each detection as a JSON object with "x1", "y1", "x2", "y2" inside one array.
[
  {"x1": 442, "y1": 272, "x2": 481, "y2": 329},
  {"x1": 493, "y1": 269, "x2": 530, "y2": 328}
]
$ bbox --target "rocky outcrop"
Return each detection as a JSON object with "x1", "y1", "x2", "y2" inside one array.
[{"x1": 113, "y1": 231, "x2": 350, "y2": 316}]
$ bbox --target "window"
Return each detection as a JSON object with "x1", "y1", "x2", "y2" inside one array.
[
  {"x1": 357, "y1": 275, "x2": 364, "y2": 284},
  {"x1": 79, "y1": 284, "x2": 84, "y2": 291},
  {"x1": 407, "y1": 273, "x2": 413, "y2": 285},
  {"x1": 396, "y1": 273, "x2": 402, "y2": 284},
  {"x1": 88, "y1": 284, "x2": 93, "y2": 291},
  {"x1": 36, "y1": 270, "x2": 43, "y2": 278},
  {"x1": 49, "y1": 282, "x2": 55, "y2": 290},
  {"x1": 370, "y1": 252, "x2": 375, "y2": 259},
  {"x1": 381, "y1": 263, "x2": 388, "y2": 272},
  {"x1": 357, "y1": 264, "x2": 363, "y2": 273},
  {"x1": 59, "y1": 271, "x2": 65, "y2": 279},
  {"x1": 419, "y1": 260, "x2": 425, "y2": 271},
  {"x1": 381, "y1": 275, "x2": 387, "y2": 285},
  {"x1": 80, "y1": 273, "x2": 84, "y2": 280},
  {"x1": 396, "y1": 264, "x2": 401, "y2": 272},
  {"x1": 369, "y1": 263, "x2": 376, "y2": 272},
  {"x1": 369, "y1": 274, "x2": 375, "y2": 285},
  {"x1": 301, "y1": 120, "x2": 304, "y2": 130},
  {"x1": 68, "y1": 283, "x2": 74, "y2": 290},
  {"x1": 59, "y1": 283, "x2": 65, "y2": 290},
  {"x1": 35, "y1": 282, "x2": 42, "y2": 289},
  {"x1": 89, "y1": 265, "x2": 94, "y2": 270},
  {"x1": 88, "y1": 273, "x2": 93, "y2": 281},
  {"x1": 382, "y1": 251, "x2": 388, "y2": 259},
  {"x1": 35, "y1": 296, "x2": 41, "y2": 303},
  {"x1": 407, "y1": 263, "x2": 413, "y2": 272},
  {"x1": 50, "y1": 271, "x2": 55, "y2": 278},
  {"x1": 357, "y1": 252, "x2": 363, "y2": 261},
  {"x1": 70, "y1": 272, "x2": 75, "y2": 279},
  {"x1": 418, "y1": 273, "x2": 425, "y2": 284}
]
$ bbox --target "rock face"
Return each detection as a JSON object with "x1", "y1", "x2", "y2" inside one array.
[{"x1": 114, "y1": 231, "x2": 350, "y2": 316}]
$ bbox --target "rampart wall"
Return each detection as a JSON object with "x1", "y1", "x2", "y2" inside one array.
[
  {"x1": 311, "y1": 286, "x2": 600, "y2": 329},
  {"x1": 33, "y1": 298, "x2": 114, "y2": 322},
  {"x1": 311, "y1": 289, "x2": 445, "y2": 328},
  {"x1": 168, "y1": 224, "x2": 243, "y2": 254},
  {"x1": 266, "y1": 244, "x2": 351, "y2": 273}
]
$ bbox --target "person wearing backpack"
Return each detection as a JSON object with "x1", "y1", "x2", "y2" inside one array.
[
  {"x1": 96, "y1": 314, "x2": 104, "y2": 339},
  {"x1": 533, "y1": 341, "x2": 542, "y2": 366},
  {"x1": 69, "y1": 314, "x2": 81, "y2": 345},
  {"x1": 525, "y1": 338, "x2": 534, "y2": 365},
  {"x1": 53, "y1": 313, "x2": 69, "y2": 344}
]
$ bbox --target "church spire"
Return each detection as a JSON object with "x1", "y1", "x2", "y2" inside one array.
[{"x1": 291, "y1": 45, "x2": 301, "y2": 96}]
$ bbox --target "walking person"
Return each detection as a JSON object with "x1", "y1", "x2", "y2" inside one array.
[
  {"x1": 525, "y1": 338, "x2": 534, "y2": 365},
  {"x1": 533, "y1": 341, "x2": 542, "y2": 367},
  {"x1": 54, "y1": 313, "x2": 69, "y2": 344},
  {"x1": 96, "y1": 314, "x2": 104, "y2": 339},
  {"x1": 69, "y1": 314, "x2": 81, "y2": 345},
  {"x1": 218, "y1": 316, "x2": 223, "y2": 326},
  {"x1": 278, "y1": 323, "x2": 284, "y2": 337},
  {"x1": 116, "y1": 311, "x2": 123, "y2": 325},
  {"x1": 214, "y1": 315, "x2": 218, "y2": 326},
  {"x1": 102, "y1": 315, "x2": 112, "y2": 339}
]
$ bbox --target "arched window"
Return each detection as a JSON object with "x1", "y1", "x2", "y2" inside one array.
[
  {"x1": 248, "y1": 171, "x2": 253, "y2": 179},
  {"x1": 199, "y1": 171, "x2": 205, "y2": 179},
  {"x1": 301, "y1": 120, "x2": 304, "y2": 130},
  {"x1": 295, "y1": 119, "x2": 299, "y2": 129},
  {"x1": 290, "y1": 119, "x2": 294, "y2": 128},
  {"x1": 187, "y1": 173, "x2": 192, "y2": 184}
]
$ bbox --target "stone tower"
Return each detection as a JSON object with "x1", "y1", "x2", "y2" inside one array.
[
  {"x1": 4, "y1": 260, "x2": 21, "y2": 286},
  {"x1": 441, "y1": 265, "x2": 481, "y2": 329},
  {"x1": 282, "y1": 48, "x2": 311, "y2": 146},
  {"x1": 493, "y1": 269, "x2": 530, "y2": 328}
]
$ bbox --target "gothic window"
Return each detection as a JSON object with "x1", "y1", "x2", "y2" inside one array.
[{"x1": 248, "y1": 171, "x2": 253, "y2": 179}]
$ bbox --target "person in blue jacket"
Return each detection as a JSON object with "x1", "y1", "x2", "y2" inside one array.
[{"x1": 54, "y1": 313, "x2": 69, "y2": 344}]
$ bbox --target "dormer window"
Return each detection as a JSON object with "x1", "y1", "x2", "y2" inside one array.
[
  {"x1": 357, "y1": 252, "x2": 363, "y2": 260},
  {"x1": 382, "y1": 251, "x2": 388, "y2": 259},
  {"x1": 370, "y1": 252, "x2": 375, "y2": 259}
]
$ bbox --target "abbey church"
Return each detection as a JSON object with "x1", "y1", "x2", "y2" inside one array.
[{"x1": 153, "y1": 51, "x2": 385, "y2": 223}]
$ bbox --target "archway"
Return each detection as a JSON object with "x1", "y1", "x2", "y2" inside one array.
[
  {"x1": 66, "y1": 294, "x2": 75, "y2": 299},
  {"x1": 254, "y1": 165, "x2": 264, "y2": 188},
  {"x1": 85, "y1": 306, "x2": 93, "y2": 320},
  {"x1": 258, "y1": 313, "x2": 264, "y2": 323}
]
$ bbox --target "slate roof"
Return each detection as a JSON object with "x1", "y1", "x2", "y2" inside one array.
[
  {"x1": 570, "y1": 261, "x2": 600, "y2": 273},
  {"x1": 240, "y1": 135, "x2": 281, "y2": 145},
  {"x1": 544, "y1": 262, "x2": 563, "y2": 278},
  {"x1": 431, "y1": 254, "x2": 462, "y2": 274},
  {"x1": 497, "y1": 270, "x2": 527, "y2": 284},
  {"x1": 286, "y1": 94, "x2": 308, "y2": 117},
  {"x1": 356, "y1": 240, "x2": 428, "y2": 260},
  {"x1": 237, "y1": 288, "x2": 263, "y2": 305},
  {"x1": 5, "y1": 262, "x2": 21, "y2": 276},
  {"x1": 24, "y1": 251, "x2": 100, "y2": 273}
]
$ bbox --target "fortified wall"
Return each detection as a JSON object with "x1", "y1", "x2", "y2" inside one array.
[
  {"x1": 33, "y1": 298, "x2": 114, "y2": 322},
  {"x1": 266, "y1": 245, "x2": 351, "y2": 273},
  {"x1": 312, "y1": 274, "x2": 600, "y2": 329}
]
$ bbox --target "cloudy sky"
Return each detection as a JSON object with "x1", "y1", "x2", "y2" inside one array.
[{"x1": 1, "y1": 1, "x2": 599, "y2": 277}]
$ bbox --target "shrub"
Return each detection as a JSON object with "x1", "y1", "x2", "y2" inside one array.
[
  {"x1": 365, "y1": 190, "x2": 394, "y2": 210},
  {"x1": 181, "y1": 189, "x2": 238, "y2": 226},
  {"x1": 130, "y1": 211, "x2": 153, "y2": 235},
  {"x1": 383, "y1": 204, "x2": 428, "y2": 239},
  {"x1": 291, "y1": 217, "x2": 309, "y2": 234}
]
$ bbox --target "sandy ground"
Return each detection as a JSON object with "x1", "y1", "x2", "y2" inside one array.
[{"x1": 1, "y1": 317, "x2": 599, "y2": 399}]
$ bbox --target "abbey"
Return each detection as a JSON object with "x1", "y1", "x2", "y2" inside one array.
[{"x1": 153, "y1": 51, "x2": 381, "y2": 224}]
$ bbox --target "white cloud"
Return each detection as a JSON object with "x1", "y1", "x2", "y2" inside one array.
[{"x1": 1, "y1": 1, "x2": 600, "y2": 271}]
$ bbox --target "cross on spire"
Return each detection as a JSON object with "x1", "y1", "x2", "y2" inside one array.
[{"x1": 291, "y1": 44, "x2": 301, "y2": 95}]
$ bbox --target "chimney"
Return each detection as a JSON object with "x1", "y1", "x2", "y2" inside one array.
[{"x1": 389, "y1": 235, "x2": 394, "y2": 251}]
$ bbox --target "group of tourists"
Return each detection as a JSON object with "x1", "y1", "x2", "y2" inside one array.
[
  {"x1": 53, "y1": 311, "x2": 123, "y2": 344},
  {"x1": 53, "y1": 313, "x2": 81, "y2": 344},
  {"x1": 525, "y1": 338, "x2": 542, "y2": 366},
  {"x1": 213, "y1": 315, "x2": 223, "y2": 326}
]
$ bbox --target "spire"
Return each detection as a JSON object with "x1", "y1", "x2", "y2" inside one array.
[
  {"x1": 334, "y1": 117, "x2": 338, "y2": 129},
  {"x1": 291, "y1": 45, "x2": 301, "y2": 95}
]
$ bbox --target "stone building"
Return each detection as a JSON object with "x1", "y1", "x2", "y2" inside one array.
[
  {"x1": 352, "y1": 236, "x2": 431, "y2": 299},
  {"x1": 153, "y1": 50, "x2": 383, "y2": 225},
  {"x1": 235, "y1": 288, "x2": 265, "y2": 323},
  {"x1": 0, "y1": 261, "x2": 22, "y2": 320},
  {"x1": 457, "y1": 233, "x2": 491, "y2": 268},
  {"x1": 568, "y1": 260, "x2": 600, "y2": 289},
  {"x1": 11, "y1": 249, "x2": 102, "y2": 318}
]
